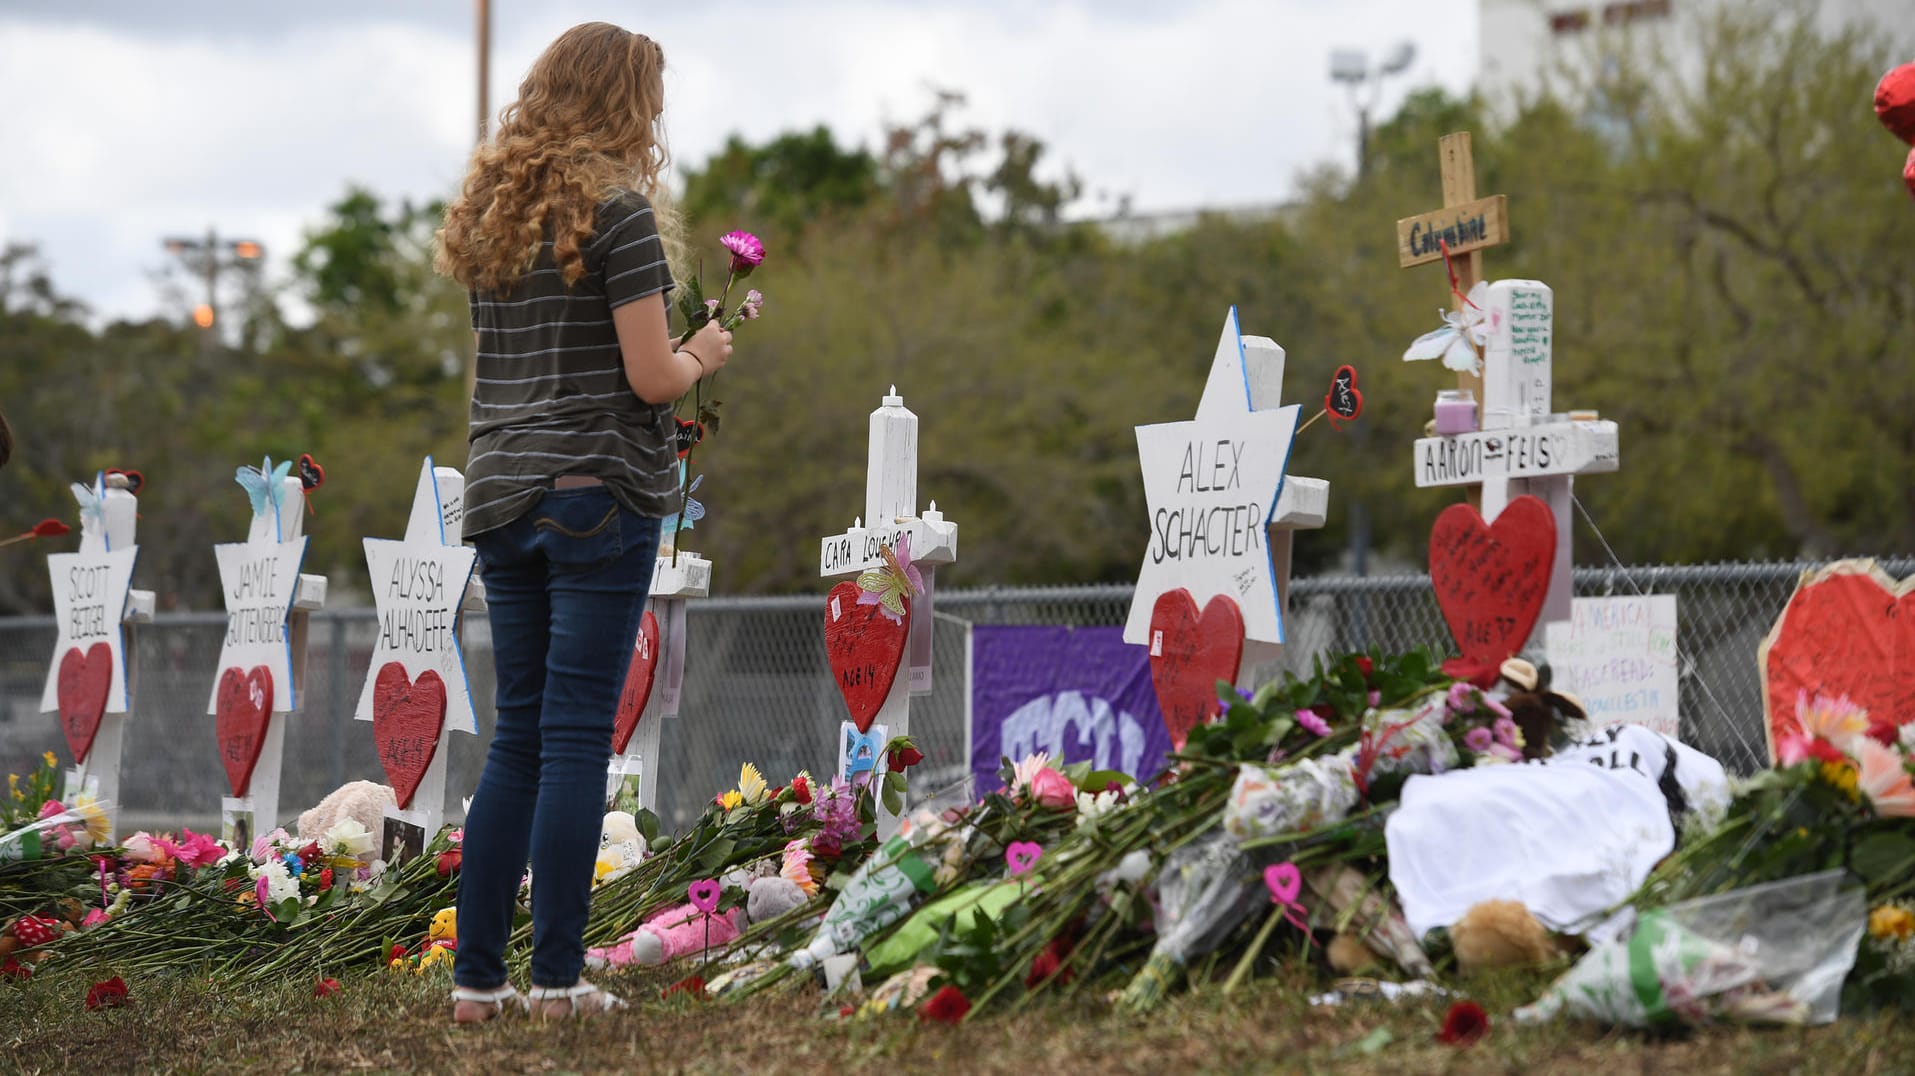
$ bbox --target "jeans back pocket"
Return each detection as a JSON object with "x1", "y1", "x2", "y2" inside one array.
[{"x1": 530, "y1": 491, "x2": 624, "y2": 571}]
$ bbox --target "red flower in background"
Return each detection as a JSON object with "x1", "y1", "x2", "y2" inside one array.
[
  {"x1": 1867, "y1": 721, "x2": 1900, "y2": 748},
  {"x1": 792, "y1": 775, "x2": 812, "y2": 805},
  {"x1": 888, "y1": 743, "x2": 924, "y2": 771},
  {"x1": 918, "y1": 984, "x2": 970, "y2": 1025},
  {"x1": 1437, "y1": 1000, "x2": 1489, "y2": 1046},
  {"x1": 436, "y1": 849, "x2": 462, "y2": 877},
  {"x1": 84, "y1": 976, "x2": 128, "y2": 1010},
  {"x1": 1354, "y1": 656, "x2": 1374, "y2": 682},
  {"x1": 313, "y1": 977, "x2": 342, "y2": 998},
  {"x1": 31, "y1": 519, "x2": 70, "y2": 539},
  {"x1": 1025, "y1": 938, "x2": 1075, "y2": 988},
  {"x1": 318, "y1": 868, "x2": 334, "y2": 891}
]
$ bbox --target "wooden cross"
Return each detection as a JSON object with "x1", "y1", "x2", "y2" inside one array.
[
  {"x1": 1399, "y1": 132, "x2": 1620, "y2": 644},
  {"x1": 819, "y1": 388, "x2": 957, "y2": 838}
]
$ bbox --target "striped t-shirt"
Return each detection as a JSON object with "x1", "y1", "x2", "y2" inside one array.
[{"x1": 463, "y1": 189, "x2": 678, "y2": 537}]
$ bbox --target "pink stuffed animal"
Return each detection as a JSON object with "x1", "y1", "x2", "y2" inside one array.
[{"x1": 587, "y1": 875, "x2": 806, "y2": 968}]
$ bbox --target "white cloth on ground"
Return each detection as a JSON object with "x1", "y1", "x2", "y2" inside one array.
[{"x1": 1386, "y1": 724, "x2": 1728, "y2": 942}]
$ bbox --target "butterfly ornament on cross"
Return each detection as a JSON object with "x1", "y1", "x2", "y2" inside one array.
[{"x1": 856, "y1": 534, "x2": 924, "y2": 625}]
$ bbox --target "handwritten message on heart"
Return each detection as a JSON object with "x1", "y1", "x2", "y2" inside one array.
[
  {"x1": 1325, "y1": 365, "x2": 1364, "y2": 429},
  {"x1": 372, "y1": 663, "x2": 447, "y2": 809},
  {"x1": 612, "y1": 610, "x2": 661, "y2": 755},
  {"x1": 214, "y1": 665, "x2": 274, "y2": 797},
  {"x1": 56, "y1": 643, "x2": 112, "y2": 764},
  {"x1": 688, "y1": 879, "x2": 721, "y2": 914},
  {"x1": 1759, "y1": 560, "x2": 1915, "y2": 759},
  {"x1": 1147, "y1": 588, "x2": 1246, "y2": 749},
  {"x1": 1428, "y1": 496, "x2": 1556, "y2": 667},
  {"x1": 823, "y1": 579, "x2": 908, "y2": 732},
  {"x1": 1005, "y1": 841, "x2": 1044, "y2": 876},
  {"x1": 1263, "y1": 861, "x2": 1309, "y2": 931}
]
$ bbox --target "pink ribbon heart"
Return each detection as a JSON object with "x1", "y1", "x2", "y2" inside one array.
[
  {"x1": 688, "y1": 878, "x2": 720, "y2": 914},
  {"x1": 1263, "y1": 862, "x2": 1308, "y2": 931},
  {"x1": 1005, "y1": 841, "x2": 1043, "y2": 876}
]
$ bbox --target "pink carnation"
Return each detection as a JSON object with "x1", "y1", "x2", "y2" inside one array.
[
  {"x1": 1464, "y1": 726, "x2": 1494, "y2": 753},
  {"x1": 174, "y1": 828, "x2": 225, "y2": 869},
  {"x1": 720, "y1": 230, "x2": 766, "y2": 275},
  {"x1": 1295, "y1": 709, "x2": 1332, "y2": 738}
]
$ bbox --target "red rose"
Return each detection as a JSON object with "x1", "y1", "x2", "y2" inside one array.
[
  {"x1": 436, "y1": 849, "x2": 462, "y2": 877},
  {"x1": 313, "y1": 977, "x2": 342, "y2": 998},
  {"x1": 1437, "y1": 1000, "x2": 1489, "y2": 1046},
  {"x1": 918, "y1": 984, "x2": 970, "y2": 1025},
  {"x1": 298, "y1": 842, "x2": 322, "y2": 863},
  {"x1": 792, "y1": 775, "x2": 812, "y2": 805},
  {"x1": 661, "y1": 975, "x2": 705, "y2": 1000},
  {"x1": 888, "y1": 744, "x2": 924, "y2": 771},
  {"x1": 838, "y1": 1003, "x2": 856, "y2": 1018},
  {"x1": 1354, "y1": 656, "x2": 1374, "y2": 681},
  {"x1": 318, "y1": 868, "x2": 334, "y2": 891},
  {"x1": 84, "y1": 976, "x2": 128, "y2": 1010},
  {"x1": 1025, "y1": 939, "x2": 1074, "y2": 988}
]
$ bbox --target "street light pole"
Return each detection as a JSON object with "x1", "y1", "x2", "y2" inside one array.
[
  {"x1": 162, "y1": 231, "x2": 264, "y2": 348},
  {"x1": 1330, "y1": 42, "x2": 1416, "y2": 182},
  {"x1": 476, "y1": 0, "x2": 491, "y2": 144}
]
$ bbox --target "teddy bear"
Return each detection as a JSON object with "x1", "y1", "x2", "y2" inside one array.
[
  {"x1": 296, "y1": 781, "x2": 396, "y2": 843},
  {"x1": 1451, "y1": 899, "x2": 1571, "y2": 973},
  {"x1": 585, "y1": 874, "x2": 808, "y2": 969},
  {"x1": 1494, "y1": 658, "x2": 1588, "y2": 760},
  {"x1": 593, "y1": 811, "x2": 647, "y2": 886}
]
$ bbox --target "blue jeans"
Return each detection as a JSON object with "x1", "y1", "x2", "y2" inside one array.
[{"x1": 454, "y1": 488, "x2": 658, "y2": 990}]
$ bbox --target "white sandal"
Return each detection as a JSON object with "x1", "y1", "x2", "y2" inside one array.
[
  {"x1": 450, "y1": 983, "x2": 522, "y2": 1024},
  {"x1": 527, "y1": 980, "x2": 627, "y2": 1019}
]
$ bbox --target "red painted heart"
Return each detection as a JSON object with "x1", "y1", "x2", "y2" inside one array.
[
  {"x1": 214, "y1": 665, "x2": 274, "y2": 797},
  {"x1": 1759, "y1": 564, "x2": 1915, "y2": 759},
  {"x1": 612, "y1": 610, "x2": 661, "y2": 755},
  {"x1": 1428, "y1": 496, "x2": 1557, "y2": 668},
  {"x1": 373, "y1": 663, "x2": 447, "y2": 809},
  {"x1": 823, "y1": 579, "x2": 908, "y2": 733},
  {"x1": 1147, "y1": 588, "x2": 1246, "y2": 750},
  {"x1": 56, "y1": 643, "x2": 113, "y2": 764}
]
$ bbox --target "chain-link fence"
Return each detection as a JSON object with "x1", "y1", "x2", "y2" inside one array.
[{"x1": 3, "y1": 558, "x2": 1907, "y2": 834}]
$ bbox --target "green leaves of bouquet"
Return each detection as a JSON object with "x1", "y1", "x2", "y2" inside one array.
[{"x1": 1183, "y1": 649, "x2": 1445, "y2": 764}]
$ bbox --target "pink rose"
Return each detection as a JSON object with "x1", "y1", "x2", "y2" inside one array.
[{"x1": 1030, "y1": 768, "x2": 1076, "y2": 810}]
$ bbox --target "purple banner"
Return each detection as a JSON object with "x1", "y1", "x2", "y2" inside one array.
[{"x1": 970, "y1": 625, "x2": 1171, "y2": 797}]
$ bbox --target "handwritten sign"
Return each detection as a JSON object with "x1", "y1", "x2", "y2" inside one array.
[
  {"x1": 1428, "y1": 496, "x2": 1556, "y2": 666},
  {"x1": 1480, "y1": 281, "x2": 1553, "y2": 428},
  {"x1": 1544, "y1": 596, "x2": 1680, "y2": 739},
  {"x1": 1414, "y1": 420, "x2": 1618, "y2": 488},
  {"x1": 356, "y1": 459, "x2": 479, "y2": 733},
  {"x1": 214, "y1": 665, "x2": 273, "y2": 796},
  {"x1": 41, "y1": 475, "x2": 138, "y2": 741},
  {"x1": 823, "y1": 579, "x2": 907, "y2": 732},
  {"x1": 1395, "y1": 195, "x2": 1508, "y2": 268},
  {"x1": 210, "y1": 535, "x2": 306, "y2": 715},
  {"x1": 1125, "y1": 308, "x2": 1300, "y2": 648},
  {"x1": 371, "y1": 664, "x2": 448, "y2": 808}
]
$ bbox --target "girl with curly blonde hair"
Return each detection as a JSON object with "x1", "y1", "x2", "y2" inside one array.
[{"x1": 440, "y1": 22, "x2": 732, "y2": 1024}]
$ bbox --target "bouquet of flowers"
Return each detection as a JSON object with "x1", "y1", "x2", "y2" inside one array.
[{"x1": 666, "y1": 230, "x2": 767, "y2": 558}]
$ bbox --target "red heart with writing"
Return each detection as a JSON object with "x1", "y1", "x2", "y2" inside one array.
[
  {"x1": 1428, "y1": 496, "x2": 1557, "y2": 668},
  {"x1": 214, "y1": 665, "x2": 274, "y2": 797},
  {"x1": 56, "y1": 643, "x2": 113, "y2": 763},
  {"x1": 1325, "y1": 364, "x2": 1363, "y2": 429},
  {"x1": 1759, "y1": 563, "x2": 1915, "y2": 759},
  {"x1": 823, "y1": 579, "x2": 908, "y2": 733},
  {"x1": 612, "y1": 610, "x2": 661, "y2": 755},
  {"x1": 373, "y1": 663, "x2": 447, "y2": 809},
  {"x1": 1147, "y1": 589, "x2": 1246, "y2": 750}
]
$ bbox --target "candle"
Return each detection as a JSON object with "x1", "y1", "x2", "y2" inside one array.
[
  {"x1": 1432, "y1": 389, "x2": 1477, "y2": 437},
  {"x1": 866, "y1": 387, "x2": 918, "y2": 526}
]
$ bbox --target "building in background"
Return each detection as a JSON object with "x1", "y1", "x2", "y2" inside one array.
[{"x1": 1479, "y1": 0, "x2": 1909, "y2": 106}]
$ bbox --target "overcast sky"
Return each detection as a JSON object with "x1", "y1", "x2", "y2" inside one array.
[{"x1": 0, "y1": 1, "x2": 1476, "y2": 324}]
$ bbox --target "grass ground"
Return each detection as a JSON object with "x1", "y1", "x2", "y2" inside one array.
[{"x1": 7, "y1": 961, "x2": 1915, "y2": 1075}]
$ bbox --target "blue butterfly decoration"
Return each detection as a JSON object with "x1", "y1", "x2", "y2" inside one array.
[
  {"x1": 660, "y1": 468, "x2": 705, "y2": 534},
  {"x1": 235, "y1": 456, "x2": 292, "y2": 520}
]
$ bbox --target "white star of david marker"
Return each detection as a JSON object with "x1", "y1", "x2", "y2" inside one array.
[
  {"x1": 357, "y1": 458, "x2": 480, "y2": 734},
  {"x1": 40, "y1": 473, "x2": 138, "y2": 715},
  {"x1": 1124, "y1": 307, "x2": 1302, "y2": 646},
  {"x1": 210, "y1": 470, "x2": 309, "y2": 713}
]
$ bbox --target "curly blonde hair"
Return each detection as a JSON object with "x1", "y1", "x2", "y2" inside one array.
[{"x1": 436, "y1": 22, "x2": 681, "y2": 293}]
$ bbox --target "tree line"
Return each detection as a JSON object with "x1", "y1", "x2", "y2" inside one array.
[{"x1": 0, "y1": 2, "x2": 1909, "y2": 614}]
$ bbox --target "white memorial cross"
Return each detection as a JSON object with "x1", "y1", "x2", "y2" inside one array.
[
  {"x1": 358, "y1": 458, "x2": 481, "y2": 851},
  {"x1": 210, "y1": 461, "x2": 327, "y2": 840},
  {"x1": 1123, "y1": 309, "x2": 1329, "y2": 679},
  {"x1": 1409, "y1": 279, "x2": 1620, "y2": 639},
  {"x1": 606, "y1": 525, "x2": 713, "y2": 815},
  {"x1": 41, "y1": 472, "x2": 155, "y2": 835},
  {"x1": 819, "y1": 388, "x2": 958, "y2": 837}
]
